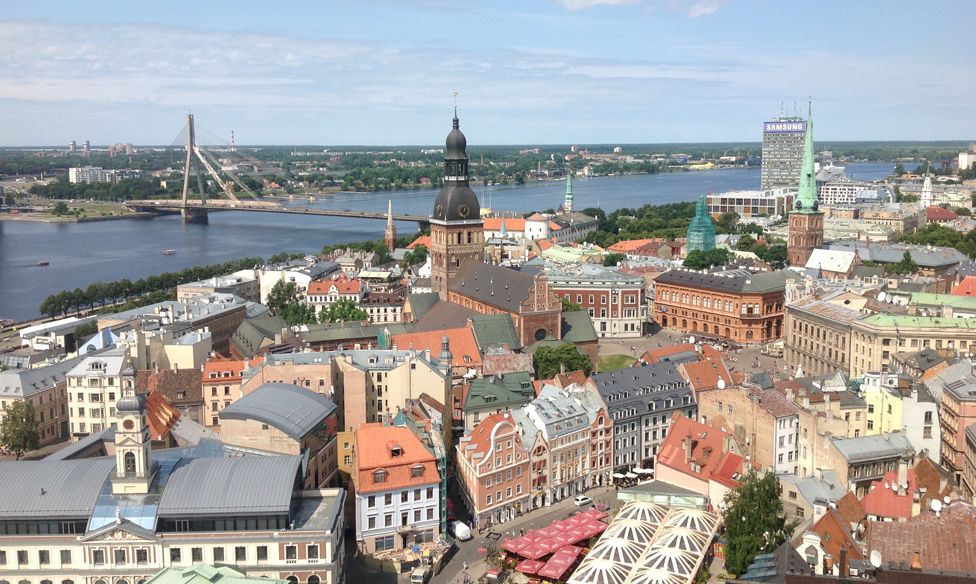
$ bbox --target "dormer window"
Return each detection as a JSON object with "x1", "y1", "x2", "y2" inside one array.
[
  {"x1": 411, "y1": 464, "x2": 425, "y2": 478},
  {"x1": 374, "y1": 469, "x2": 387, "y2": 483},
  {"x1": 390, "y1": 445, "x2": 403, "y2": 457}
]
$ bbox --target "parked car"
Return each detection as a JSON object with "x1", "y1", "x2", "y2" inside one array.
[
  {"x1": 450, "y1": 520, "x2": 473, "y2": 541},
  {"x1": 574, "y1": 495, "x2": 593, "y2": 507}
]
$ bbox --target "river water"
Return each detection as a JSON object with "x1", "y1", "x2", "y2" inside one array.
[{"x1": 0, "y1": 162, "x2": 895, "y2": 320}]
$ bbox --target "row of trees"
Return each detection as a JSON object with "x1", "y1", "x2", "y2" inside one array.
[
  {"x1": 901, "y1": 223, "x2": 976, "y2": 259},
  {"x1": 29, "y1": 176, "x2": 173, "y2": 201},
  {"x1": 38, "y1": 257, "x2": 263, "y2": 317}
]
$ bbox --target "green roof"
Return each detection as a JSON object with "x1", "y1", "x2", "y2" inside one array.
[
  {"x1": 146, "y1": 564, "x2": 288, "y2": 584},
  {"x1": 561, "y1": 310, "x2": 599, "y2": 343},
  {"x1": 859, "y1": 313, "x2": 976, "y2": 329},
  {"x1": 470, "y1": 313, "x2": 521, "y2": 351},
  {"x1": 406, "y1": 292, "x2": 440, "y2": 320},
  {"x1": 911, "y1": 292, "x2": 976, "y2": 312},
  {"x1": 463, "y1": 371, "x2": 535, "y2": 412}
]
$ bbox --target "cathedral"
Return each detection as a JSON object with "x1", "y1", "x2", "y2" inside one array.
[{"x1": 787, "y1": 106, "x2": 824, "y2": 267}]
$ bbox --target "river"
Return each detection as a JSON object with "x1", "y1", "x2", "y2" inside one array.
[{"x1": 0, "y1": 162, "x2": 895, "y2": 321}]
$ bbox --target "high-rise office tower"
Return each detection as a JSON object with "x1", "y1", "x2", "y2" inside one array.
[{"x1": 761, "y1": 115, "x2": 806, "y2": 191}]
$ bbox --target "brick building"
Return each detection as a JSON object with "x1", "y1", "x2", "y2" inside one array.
[
  {"x1": 548, "y1": 264, "x2": 647, "y2": 338},
  {"x1": 654, "y1": 268, "x2": 796, "y2": 344}
]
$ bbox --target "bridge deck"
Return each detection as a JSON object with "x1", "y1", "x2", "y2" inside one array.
[{"x1": 125, "y1": 201, "x2": 429, "y2": 222}]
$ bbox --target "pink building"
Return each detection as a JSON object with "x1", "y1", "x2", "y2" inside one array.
[{"x1": 456, "y1": 412, "x2": 531, "y2": 528}]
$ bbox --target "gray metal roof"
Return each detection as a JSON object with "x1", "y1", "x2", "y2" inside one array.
[
  {"x1": 591, "y1": 362, "x2": 692, "y2": 418},
  {"x1": 0, "y1": 458, "x2": 115, "y2": 518},
  {"x1": 0, "y1": 352, "x2": 90, "y2": 399},
  {"x1": 525, "y1": 385, "x2": 590, "y2": 440},
  {"x1": 451, "y1": 260, "x2": 538, "y2": 313},
  {"x1": 158, "y1": 455, "x2": 302, "y2": 517},
  {"x1": 220, "y1": 382, "x2": 337, "y2": 439},
  {"x1": 655, "y1": 268, "x2": 797, "y2": 295},
  {"x1": 781, "y1": 470, "x2": 846, "y2": 506},
  {"x1": 831, "y1": 432, "x2": 913, "y2": 463}
]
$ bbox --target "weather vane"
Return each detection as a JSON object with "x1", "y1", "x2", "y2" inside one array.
[{"x1": 453, "y1": 91, "x2": 459, "y2": 115}]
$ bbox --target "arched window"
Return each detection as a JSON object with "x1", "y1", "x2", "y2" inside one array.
[
  {"x1": 308, "y1": 577, "x2": 321, "y2": 584},
  {"x1": 62, "y1": 580, "x2": 75, "y2": 584},
  {"x1": 745, "y1": 330, "x2": 754, "y2": 340},
  {"x1": 124, "y1": 451, "x2": 136, "y2": 473},
  {"x1": 116, "y1": 580, "x2": 129, "y2": 584},
  {"x1": 287, "y1": 578, "x2": 299, "y2": 584},
  {"x1": 41, "y1": 580, "x2": 53, "y2": 584}
]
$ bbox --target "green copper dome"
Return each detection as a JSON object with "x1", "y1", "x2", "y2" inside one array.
[{"x1": 686, "y1": 195, "x2": 716, "y2": 252}]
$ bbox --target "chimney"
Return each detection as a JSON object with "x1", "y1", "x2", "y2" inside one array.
[
  {"x1": 684, "y1": 436, "x2": 693, "y2": 464},
  {"x1": 824, "y1": 555, "x2": 834, "y2": 575},
  {"x1": 911, "y1": 551, "x2": 921, "y2": 571},
  {"x1": 815, "y1": 467, "x2": 823, "y2": 482},
  {"x1": 898, "y1": 456, "x2": 909, "y2": 489},
  {"x1": 839, "y1": 546, "x2": 849, "y2": 577}
]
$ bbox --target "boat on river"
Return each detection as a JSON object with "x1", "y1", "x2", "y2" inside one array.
[{"x1": 162, "y1": 249, "x2": 176, "y2": 256}]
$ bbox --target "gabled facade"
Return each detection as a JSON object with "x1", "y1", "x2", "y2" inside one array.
[{"x1": 456, "y1": 412, "x2": 531, "y2": 528}]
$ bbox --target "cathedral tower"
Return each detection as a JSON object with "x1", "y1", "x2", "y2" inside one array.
[
  {"x1": 429, "y1": 110, "x2": 484, "y2": 300},
  {"x1": 787, "y1": 105, "x2": 824, "y2": 267}
]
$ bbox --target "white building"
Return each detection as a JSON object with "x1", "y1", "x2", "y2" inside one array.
[
  {"x1": 68, "y1": 166, "x2": 140, "y2": 184},
  {"x1": 65, "y1": 348, "x2": 133, "y2": 440},
  {"x1": 706, "y1": 189, "x2": 794, "y2": 218},
  {"x1": 818, "y1": 180, "x2": 894, "y2": 206}
]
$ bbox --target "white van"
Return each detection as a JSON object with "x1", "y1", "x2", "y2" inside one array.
[
  {"x1": 450, "y1": 520, "x2": 473, "y2": 541},
  {"x1": 410, "y1": 566, "x2": 432, "y2": 584}
]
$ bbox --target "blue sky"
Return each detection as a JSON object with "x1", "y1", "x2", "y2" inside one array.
[{"x1": 0, "y1": 0, "x2": 973, "y2": 146}]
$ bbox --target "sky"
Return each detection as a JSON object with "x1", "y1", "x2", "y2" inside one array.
[{"x1": 0, "y1": 0, "x2": 973, "y2": 146}]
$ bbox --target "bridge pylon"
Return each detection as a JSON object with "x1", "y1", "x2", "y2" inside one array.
[{"x1": 180, "y1": 113, "x2": 208, "y2": 223}]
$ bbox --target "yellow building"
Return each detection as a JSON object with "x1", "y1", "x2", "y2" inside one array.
[
  {"x1": 861, "y1": 372, "x2": 904, "y2": 435},
  {"x1": 850, "y1": 314, "x2": 976, "y2": 378}
]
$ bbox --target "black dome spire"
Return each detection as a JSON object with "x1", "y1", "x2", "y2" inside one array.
[
  {"x1": 445, "y1": 108, "x2": 467, "y2": 160},
  {"x1": 432, "y1": 109, "x2": 480, "y2": 222}
]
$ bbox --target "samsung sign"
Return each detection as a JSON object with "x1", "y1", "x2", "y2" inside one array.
[{"x1": 764, "y1": 121, "x2": 806, "y2": 134}]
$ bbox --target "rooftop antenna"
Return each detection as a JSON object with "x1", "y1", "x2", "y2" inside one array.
[
  {"x1": 453, "y1": 90, "x2": 459, "y2": 117},
  {"x1": 780, "y1": 101, "x2": 784, "y2": 117},
  {"x1": 793, "y1": 100, "x2": 798, "y2": 118}
]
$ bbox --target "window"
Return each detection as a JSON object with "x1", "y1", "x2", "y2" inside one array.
[
  {"x1": 385, "y1": 493, "x2": 392, "y2": 505},
  {"x1": 427, "y1": 487, "x2": 434, "y2": 499},
  {"x1": 136, "y1": 549, "x2": 147, "y2": 565},
  {"x1": 92, "y1": 550, "x2": 105, "y2": 565},
  {"x1": 401, "y1": 491, "x2": 409, "y2": 502},
  {"x1": 213, "y1": 548, "x2": 224, "y2": 562},
  {"x1": 368, "y1": 516, "x2": 376, "y2": 529},
  {"x1": 401, "y1": 512, "x2": 409, "y2": 526},
  {"x1": 385, "y1": 514, "x2": 392, "y2": 527},
  {"x1": 39, "y1": 550, "x2": 50, "y2": 565},
  {"x1": 411, "y1": 464, "x2": 424, "y2": 478},
  {"x1": 374, "y1": 469, "x2": 387, "y2": 483},
  {"x1": 427, "y1": 508, "x2": 434, "y2": 520},
  {"x1": 257, "y1": 546, "x2": 268, "y2": 561},
  {"x1": 924, "y1": 411, "x2": 933, "y2": 424},
  {"x1": 375, "y1": 535, "x2": 396, "y2": 551},
  {"x1": 487, "y1": 494, "x2": 493, "y2": 505},
  {"x1": 307, "y1": 544, "x2": 319, "y2": 560},
  {"x1": 285, "y1": 545, "x2": 297, "y2": 560},
  {"x1": 235, "y1": 547, "x2": 246, "y2": 562},
  {"x1": 60, "y1": 550, "x2": 71, "y2": 565},
  {"x1": 170, "y1": 548, "x2": 181, "y2": 563},
  {"x1": 113, "y1": 549, "x2": 126, "y2": 565},
  {"x1": 368, "y1": 495, "x2": 375, "y2": 508},
  {"x1": 415, "y1": 488, "x2": 422, "y2": 501},
  {"x1": 191, "y1": 548, "x2": 203, "y2": 562}
]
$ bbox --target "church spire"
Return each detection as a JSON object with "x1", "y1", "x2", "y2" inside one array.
[
  {"x1": 384, "y1": 199, "x2": 396, "y2": 252},
  {"x1": 793, "y1": 102, "x2": 818, "y2": 213}
]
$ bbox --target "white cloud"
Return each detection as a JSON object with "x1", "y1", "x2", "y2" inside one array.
[
  {"x1": 555, "y1": 0, "x2": 639, "y2": 11},
  {"x1": 682, "y1": 0, "x2": 726, "y2": 17}
]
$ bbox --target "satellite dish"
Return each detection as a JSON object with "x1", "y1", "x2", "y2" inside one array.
[
  {"x1": 689, "y1": 336, "x2": 696, "y2": 344},
  {"x1": 870, "y1": 550, "x2": 883, "y2": 568},
  {"x1": 931, "y1": 499, "x2": 943, "y2": 512},
  {"x1": 717, "y1": 378, "x2": 726, "y2": 390},
  {"x1": 944, "y1": 496, "x2": 952, "y2": 504},
  {"x1": 877, "y1": 292, "x2": 887, "y2": 302}
]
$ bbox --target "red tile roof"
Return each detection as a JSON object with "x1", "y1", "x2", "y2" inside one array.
[
  {"x1": 537, "y1": 239, "x2": 555, "y2": 252},
  {"x1": 866, "y1": 499, "x2": 976, "y2": 573},
  {"x1": 656, "y1": 413, "x2": 743, "y2": 487},
  {"x1": 926, "y1": 206, "x2": 959, "y2": 222},
  {"x1": 461, "y1": 412, "x2": 526, "y2": 474},
  {"x1": 392, "y1": 327, "x2": 483, "y2": 369},
  {"x1": 552, "y1": 370, "x2": 588, "y2": 388},
  {"x1": 952, "y1": 275, "x2": 976, "y2": 296},
  {"x1": 484, "y1": 217, "x2": 527, "y2": 232},
  {"x1": 680, "y1": 357, "x2": 733, "y2": 392},
  {"x1": 861, "y1": 469, "x2": 917, "y2": 520},
  {"x1": 201, "y1": 356, "x2": 258, "y2": 384},
  {"x1": 609, "y1": 239, "x2": 657, "y2": 253},
  {"x1": 354, "y1": 423, "x2": 439, "y2": 493},
  {"x1": 308, "y1": 273, "x2": 362, "y2": 295},
  {"x1": 835, "y1": 491, "x2": 867, "y2": 526}
]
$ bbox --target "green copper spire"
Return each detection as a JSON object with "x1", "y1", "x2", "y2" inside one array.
[
  {"x1": 564, "y1": 169, "x2": 574, "y2": 212},
  {"x1": 793, "y1": 104, "x2": 819, "y2": 213},
  {"x1": 686, "y1": 194, "x2": 716, "y2": 252}
]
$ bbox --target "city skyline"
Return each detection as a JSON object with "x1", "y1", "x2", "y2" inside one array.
[{"x1": 0, "y1": 0, "x2": 974, "y2": 146}]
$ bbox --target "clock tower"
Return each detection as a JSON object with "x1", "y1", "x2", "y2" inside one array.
[
  {"x1": 111, "y1": 371, "x2": 156, "y2": 496},
  {"x1": 430, "y1": 110, "x2": 484, "y2": 300}
]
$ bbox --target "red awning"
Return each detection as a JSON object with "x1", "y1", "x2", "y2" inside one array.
[
  {"x1": 518, "y1": 541, "x2": 553, "y2": 561},
  {"x1": 502, "y1": 536, "x2": 526, "y2": 554},
  {"x1": 516, "y1": 559, "x2": 545, "y2": 575},
  {"x1": 537, "y1": 546, "x2": 584, "y2": 580},
  {"x1": 534, "y1": 526, "x2": 559, "y2": 539}
]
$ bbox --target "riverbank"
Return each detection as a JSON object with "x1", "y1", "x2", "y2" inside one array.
[{"x1": 0, "y1": 211, "x2": 154, "y2": 223}]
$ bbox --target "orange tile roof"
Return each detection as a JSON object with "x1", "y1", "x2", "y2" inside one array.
[
  {"x1": 145, "y1": 391, "x2": 180, "y2": 442},
  {"x1": 809, "y1": 507, "x2": 863, "y2": 562},
  {"x1": 640, "y1": 343, "x2": 696, "y2": 364},
  {"x1": 835, "y1": 491, "x2": 867, "y2": 526},
  {"x1": 861, "y1": 469, "x2": 917, "y2": 520},
  {"x1": 609, "y1": 239, "x2": 656, "y2": 253},
  {"x1": 865, "y1": 499, "x2": 976, "y2": 573},
  {"x1": 392, "y1": 327, "x2": 482, "y2": 369},
  {"x1": 680, "y1": 357, "x2": 733, "y2": 391},
  {"x1": 952, "y1": 275, "x2": 976, "y2": 296},
  {"x1": 927, "y1": 206, "x2": 958, "y2": 222},
  {"x1": 552, "y1": 370, "x2": 588, "y2": 388},
  {"x1": 354, "y1": 423, "x2": 439, "y2": 493},
  {"x1": 461, "y1": 412, "x2": 526, "y2": 472},
  {"x1": 407, "y1": 234, "x2": 432, "y2": 249},
  {"x1": 308, "y1": 273, "x2": 362, "y2": 295},
  {"x1": 537, "y1": 239, "x2": 555, "y2": 251},
  {"x1": 656, "y1": 413, "x2": 742, "y2": 487},
  {"x1": 483, "y1": 217, "x2": 527, "y2": 232}
]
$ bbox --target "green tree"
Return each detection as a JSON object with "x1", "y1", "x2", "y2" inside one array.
[
  {"x1": 319, "y1": 298, "x2": 369, "y2": 323},
  {"x1": 684, "y1": 247, "x2": 731, "y2": 270},
  {"x1": 73, "y1": 321, "x2": 98, "y2": 344},
  {"x1": 954, "y1": 207, "x2": 971, "y2": 216},
  {"x1": 722, "y1": 469, "x2": 791, "y2": 577},
  {"x1": 0, "y1": 401, "x2": 40, "y2": 460},
  {"x1": 404, "y1": 244, "x2": 428, "y2": 265},
  {"x1": 716, "y1": 211, "x2": 740, "y2": 233},
  {"x1": 736, "y1": 234, "x2": 757, "y2": 251},
  {"x1": 533, "y1": 343, "x2": 592, "y2": 380},
  {"x1": 885, "y1": 250, "x2": 919, "y2": 275},
  {"x1": 265, "y1": 280, "x2": 318, "y2": 326},
  {"x1": 561, "y1": 297, "x2": 583, "y2": 312},
  {"x1": 603, "y1": 252, "x2": 625, "y2": 267},
  {"x1": 3, "y1": 191, "x2": 15, "y2": 206},
  {"x1": 52, "y1": 201, "x2": 69, "y2": 215}
]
